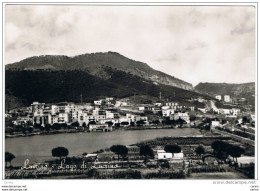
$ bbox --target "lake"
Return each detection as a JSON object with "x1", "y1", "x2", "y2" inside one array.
[{"x1": 5, "y1": 128, "x2": 202, "y2": 166}]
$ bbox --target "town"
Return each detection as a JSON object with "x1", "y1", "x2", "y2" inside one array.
[{"x1": 5, "y1": 94, "x2": 255, "y2": 179}]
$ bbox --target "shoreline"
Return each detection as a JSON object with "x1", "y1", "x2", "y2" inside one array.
[{"x1": 5, "y1": 125, "x2": 193, "y2": 139}]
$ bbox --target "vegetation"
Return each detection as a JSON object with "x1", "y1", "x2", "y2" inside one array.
[
  {"x1": 195, "y1": 82, "x2": 255, "y2": 106},
  {"x1": 110, "y1": 145, "x2": 128, "y2": 161},
  {"x1": 164, "y1": 144, "x2": 181, "y2": 155},
  {"x1": 5, "y1": 152, "x2": 15, "y2": 167},
  {"x1": 6, "y1": 70, "x2": 209, "y2": 109},
  {"x1": 195, "y1": 145, "x2": 205, "y2": 156},
  {"x1": 51, "y1": 147, "x2": 69, "y2": 160},
  {"x1": 139, "y1": 145, "x2": 154, "y2": 164},
  {"x1": 211, "y1": 141, "x2": 245, "y2": 162}
]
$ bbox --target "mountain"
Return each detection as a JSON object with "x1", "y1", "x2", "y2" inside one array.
[
  {"x1": 5, "y1": 69, "x2": 207, "y2": 110},
  {"x1": 5, "y1": 52, "x2": 193, "y2": 90},
  {"x1": 195, "y1": 82, "x2": 255, "y2": 105}
]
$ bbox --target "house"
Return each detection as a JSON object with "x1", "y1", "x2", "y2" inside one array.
[
  {"x1": 198, "y1": 108, "x2": 207, "y2": 113},
  {"x1": 232, "y1": 108, "x2": 241, "y2": 116},
  {"x1": 211, "y1": 120, "x2": 220, "y2": 128},
  {"x1": 215, "y1": 95, "x2": 222, "y2": 101},
  {"x1": 157, "y1": 150, "x2": 173, "y2": 160},
  {"x1": 139, "y1": 107, "x2": 145, "y2": 111},
  {"x1": 154, "y1": 103, "x2": 162, "y2": 107},
  {"x1": 173, "y1": 112, "x2": 190, "y2": 123},
  {"x1": 89, "y1": 123, "x2": 112, "y2": 132},
  {"x1": 221, "y1": 109, "x2": 231, "y2": 115},
  {"x1": 173, "y1": 152, "x2": 184, "y2": 160},
  {"x1": 162, "y1": 109, "x2": 175, "y2": 117},
  {"x1": 224, "y1": 95, "x2": 231, "y2": 103},
  {"x1": 157, "y1": 150, "x2": 184, "y2": 160},
  {"x1": 31, "y1": 102, "x2": 45, "y2": 117},
  {"x1": 94, "y1": 100, "x2": 102, "y2": 106}
]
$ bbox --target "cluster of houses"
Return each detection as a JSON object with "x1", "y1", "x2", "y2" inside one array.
[
  {"x1": 30, "y1": 98, "x2": 149, "y2": 131},
  {"x1": 198, "y1": 107, "x2": 241, "y2": 117},
  {"x1": 7, "y1": 97, "x2": 195, "y2": 130},
  {"x1": 215, "y1": 95, "x2": 247, "y2": 105}
]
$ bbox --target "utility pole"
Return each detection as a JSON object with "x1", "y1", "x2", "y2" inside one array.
[
  {"x1": 80, "y1": 94, "x2": 82, "y2": 105},
  {"x1": 159, "y1": 92, "x2": 162, "y2": 100}
]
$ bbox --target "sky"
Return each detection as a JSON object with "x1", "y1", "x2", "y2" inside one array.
[{"x1": 5, "y1": 5, "x2": 256, "y2": 86}]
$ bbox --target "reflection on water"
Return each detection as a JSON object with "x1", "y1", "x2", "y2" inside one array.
[{"x1": 5, "y1": 128, "x2": 201, "y2": 166}]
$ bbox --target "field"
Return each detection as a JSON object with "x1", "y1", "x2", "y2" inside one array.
[{"x1": 187, "y1": 172, "x2": 248, "y2": 179}]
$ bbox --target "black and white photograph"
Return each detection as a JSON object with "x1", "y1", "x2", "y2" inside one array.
[{"x1": 1, "y1": 1, "x2": 258, "y2": 188}]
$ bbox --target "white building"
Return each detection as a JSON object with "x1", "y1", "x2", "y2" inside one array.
[
  {"x1": 198, "y1": 108, "x2": 207, "y2": 114},
  {"x1": 215, "y1": 95, "x2": 222, "y2": 101},
  {"x1": 94, "y1": 100, "x2": 102, "y2": 105},
  {"x1": 157, "y1": 150, "x2": 184, "y2": 160},
  {"x1": 221, "y1": 109, "x2": 231, "y2": 115},
  {"x1": 224, "y1": 95, "x2": 231, "y2": 103},
  {"x1": 232, "y1": 108, "x2": 241, "y2": 116},
  {"x1": 157, "y1": 150, "x2": 173, "y2": 159},
  {"x1": 162, "y1": 109, "x2": 175, "y2": 117},
  {"x1": 174, "y1": 112, "x2": 190, "y2": 123},
  {"x1": 211, "y1": 120, "x2": 220, "y2": 128},
  {"x1": 89, "y1": 123, "x2": 112, "y2": 132}
]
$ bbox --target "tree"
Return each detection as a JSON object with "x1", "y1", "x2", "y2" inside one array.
[
  {"x1": 242, "y1": 116, "x2": 249, "y2": 124},
  {"x1": 52, "y1": 123, "x2": 61, "y2": 130},
  {"x1": 139, "y1": 145, "x2": 154, "y2": 164},
  {"x1": 110, "y1": 145, "x2": 128, "y2": 161},
  {"x1": 211, "y1": 141, "x2": 231, "y2": 163},
  {"x1": 227, "y1": 145, "x2": 245, "y2": 162},
  {"x1": 33, "y1": 123, "x2": 41, "y2": 129},
  {"x1": 88, "y1": 121, "x2": 96, "y2": 125},
  {"x1": 211, "y1": 141, "x2": 229, "y2": 153},
  {"x1": 152, "y1": 120, "x2": 160, "y2": 125},
  {"x1": 195, "y1": 145, "x2": 205, "y2": 157},
  {"x1": 51, "y1": 147, "x2": 69, "y2": 160},
  {"x1": 121, "y1": 121, "x2": 129, "y2": 126},
  {"x1": 71, "y1": 122, "x2": 79, "y2": 127},
  {"x1": 105, "y1": 121, "x2": 113, "y2": 127},
  {"x1": 130, "y1": 122, "x2": 135, "y2": 127},
  {"x1": 5, "y1": 152, "x2": 15, "y2": 167},
  {"x1": 164, "y1": 144, "x2": 181, "y2": 158},
  {"x1": 60, "y1": 123, "x2": 67, "y2": 128},
  {"x1": 176, "y1": 117, "x2": 185, "y2": 126},
  {"x1": 136, "y1": 120, "x2": 145, "y2": 126},
  {"x1": 45, "y1": 124, "x2": 52, "y2": 131},
  {"x1": 82, "y1": 122, "x2": 87, "y2": 128},
  {"x1": 189, "y1": 114, "x2": 196, "y2": 121},
  {"x1": 28, "y1": 127, "x2": 33, "y2": 133}
]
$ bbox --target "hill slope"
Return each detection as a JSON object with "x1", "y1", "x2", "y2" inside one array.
[
  {"x1": 195, "y1": 82, "x2": 255, "y2": 105},
  {"x1": 5, "y1": 69, "x2": 206, "y2": 110},
  {"x1": 5, "y1": 52, "x2": 193, "y2": 90}
]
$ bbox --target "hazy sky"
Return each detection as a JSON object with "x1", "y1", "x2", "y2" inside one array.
[{"x1": 5, "y1": 5, "x2": 255, "y2": 86}]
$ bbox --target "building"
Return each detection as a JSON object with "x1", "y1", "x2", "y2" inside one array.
[
  {"x1": 232, "y1": 108, "x2": 241, "y2": 116},
  {"x1": 215, "y1": 95, "x2": 221, "y2": 101},
  {"x1": 173, "y1": 112, "x2": 190, "y2": 123},
  {"x1": 211, "y1": 120, "x2": 220, "y2": 129},
  {"x1": 94, "y1": 100, "x2": 102, "y2": 106},
  {"x1": 89, "y1": 123, "x2": 112, "y2": 132},
  {"x1": 224, "y1": 95, "x2": 231, "y2": 103},
  {"x1": 162, "y1": 109, "x2": 175, "y2": 117},
  {"x1": 157, "y1": 150, "x2": 173, "y2": 160},
  {"x1": 198, "y1": 108, "x2": 207, "y2": 114},
  {"x1": 220, "y1": 109, "x2": 231, "y2": 115},
  {"x1": 31, "y1": 102, "x2": 45, "y2": 117},
  {"x1": 157, "y1": 150, "x2": 184, "y2": 160}
]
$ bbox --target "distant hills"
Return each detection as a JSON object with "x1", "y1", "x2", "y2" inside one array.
[
  {"x1": 5, "y1": 69, "x2": 208, "y2": 110},
  {"x1": 5, "y1": 52, "x2": 193, "y2": 90},
  {"x1": 195, "y1": 82, "x2": 255, "y2": 105}
]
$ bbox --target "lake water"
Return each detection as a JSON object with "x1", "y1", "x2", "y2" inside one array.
[{"x1": 5, "y1": 128, "x2": 202, "y2": 166}]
